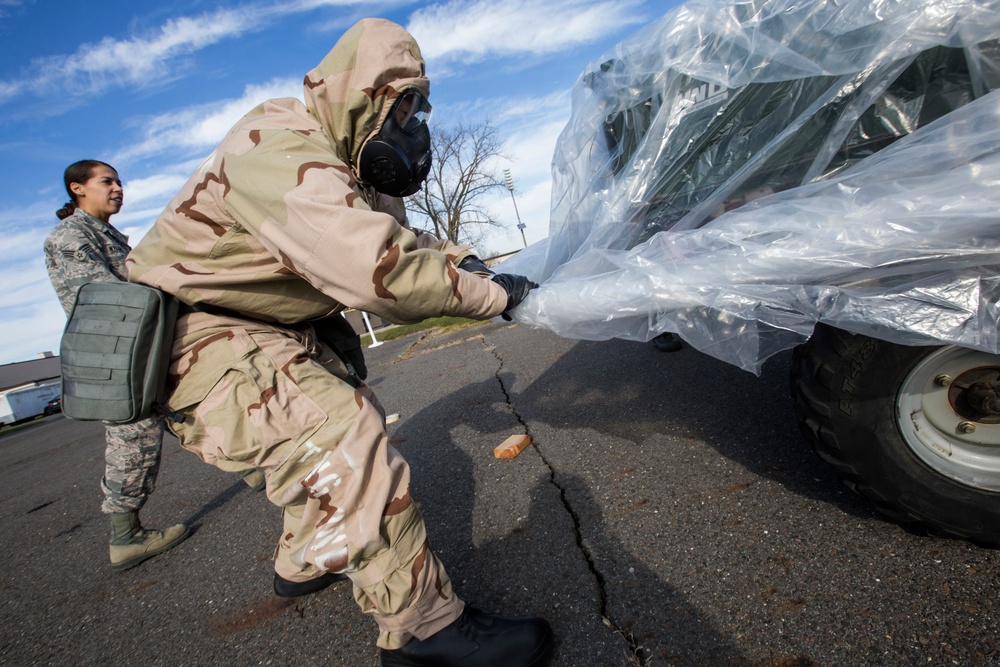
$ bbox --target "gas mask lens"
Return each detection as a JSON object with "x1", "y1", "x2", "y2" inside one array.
[
  {"x1": 392, "y1": 90, "x2": 432, "y2": 135},
  {"x1": 358, "y1": 89, "x2": 433, "y2": 197}
]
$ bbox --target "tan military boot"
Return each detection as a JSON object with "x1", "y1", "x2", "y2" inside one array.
[{"x1": 109, "y1": 511, "x2": 190, "y2": 572}]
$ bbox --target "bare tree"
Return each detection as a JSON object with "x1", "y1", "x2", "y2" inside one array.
[{"x1": 407, "y1": 120, "x2": 511, "y2": 250}]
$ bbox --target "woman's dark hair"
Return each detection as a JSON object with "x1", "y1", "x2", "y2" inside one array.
[{"x1": 56, "y1": 159, "x2": 115, "y2": 220}]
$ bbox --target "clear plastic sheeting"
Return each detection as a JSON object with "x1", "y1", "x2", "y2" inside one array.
[{"x1": 499, "y1": 0, "x2": 1000, "y2": 374}]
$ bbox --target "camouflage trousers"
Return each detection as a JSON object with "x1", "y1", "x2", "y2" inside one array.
[
  {"x1": 170, "y1": 329, "x2": 462, "y2": 649},
  {"x1": 100, "y1": 417, "x2": 165, "y2": 514}
]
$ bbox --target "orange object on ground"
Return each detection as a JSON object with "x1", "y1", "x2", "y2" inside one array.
[{"x1": 494, "y1": 434, "x2": 531, "y2": 459}]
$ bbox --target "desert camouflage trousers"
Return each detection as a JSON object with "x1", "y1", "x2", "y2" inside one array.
[
  {"x1": 101, "y1": 417, "x2": 164, "y2": 514},
  {"x1": 169, "y1": 328, "x2": 462, "y2": 649}
]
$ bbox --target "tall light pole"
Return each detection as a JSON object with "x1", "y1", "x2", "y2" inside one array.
[{"x1": 503, "y1": 168, "x2": 528, "y2": 248}]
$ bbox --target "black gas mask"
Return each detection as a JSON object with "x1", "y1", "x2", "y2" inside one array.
[{"x1": 358, "y1": 89, "x2": 433, "y2": 197}]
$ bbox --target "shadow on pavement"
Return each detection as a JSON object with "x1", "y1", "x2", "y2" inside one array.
[{"x1": 388, "y1": 367, "x2": 754, "y2": 665}]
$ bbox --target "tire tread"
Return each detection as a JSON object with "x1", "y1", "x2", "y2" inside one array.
[{"x1": 791, "y1": 324, "x2": 1000, "y2": 545}]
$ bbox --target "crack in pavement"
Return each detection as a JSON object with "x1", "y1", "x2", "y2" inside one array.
[{"x1": 482, "y1": 338, "x2": 649, "y2": 666}]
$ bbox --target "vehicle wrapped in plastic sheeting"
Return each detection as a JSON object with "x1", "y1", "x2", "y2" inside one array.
[
  {"x1": 501, "y1": 0, "x2": 1000, "y2": 545},
  {"x1": 502, "y1": 0, "x2": 1000, "y2": 374}
]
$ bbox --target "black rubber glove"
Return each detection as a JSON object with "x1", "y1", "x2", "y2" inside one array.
[
  {"x1": 457, "y1": 255, "x2": 494, "y2": 275},
  {"x1": 491, "y1": 273, "x2": 539, "y2": 321}
]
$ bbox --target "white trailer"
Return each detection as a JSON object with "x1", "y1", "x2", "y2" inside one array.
[{"x1": 0, "y1": 382, "x2": 61, "y2": 426}]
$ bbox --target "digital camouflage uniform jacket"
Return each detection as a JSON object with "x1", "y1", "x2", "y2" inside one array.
[
  {"x1": 44, "y1": 208, "x2": 165, "y2": 515},
  {"x1": 44, "y1": 208, "x2": 129, "y2": 315}
]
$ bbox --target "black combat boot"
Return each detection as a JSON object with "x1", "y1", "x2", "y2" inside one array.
[
  {"x1": 652, "y1": 331, "x2": 683, "y2": 352},
  {"x1": 380, "y1": 605, "x2": 554, "y2": 667},
  {"x1": 273, "y1": 571, "x2": 349, "y2": 597}
]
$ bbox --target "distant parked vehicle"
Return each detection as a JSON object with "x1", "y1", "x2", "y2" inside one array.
[
  {"x1": 0, "y1": 383, "x2": 61, "y2": 426},
  {"x1": 43, "y1": 397, "x2": 62, "y2": 416}
]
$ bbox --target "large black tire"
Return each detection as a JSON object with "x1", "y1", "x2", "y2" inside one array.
[{"x1": 791, "y1": 324, "x2": 1000, "y2": 545}]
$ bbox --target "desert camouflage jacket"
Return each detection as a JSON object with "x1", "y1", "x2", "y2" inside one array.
[
  {"x1": 127, "y1": 19, "x2": 507, "y2": 330},
  {"x1": 44, "y1": 208, "x2": 131, "y2": 316}
]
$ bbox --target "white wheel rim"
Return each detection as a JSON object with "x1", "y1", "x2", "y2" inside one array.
[{"x1": 897, "y1": 346, "x2": 1000, "y2": 491}]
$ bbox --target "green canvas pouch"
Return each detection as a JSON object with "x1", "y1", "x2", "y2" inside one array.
[{"x1": 59, "y1": 281, "x2": 178, "y2": 424}]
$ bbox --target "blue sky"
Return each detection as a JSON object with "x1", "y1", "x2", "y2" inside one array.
[{"x1": 0, "y1": 0, "x2": 673, "y2": 365}]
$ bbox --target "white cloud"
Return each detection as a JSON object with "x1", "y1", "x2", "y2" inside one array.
[
  {"x1": 0, "y1": 202, "x2": 61, "y2": 267},
  {"x1": 0, "y1": 0, "x2": 371, "y2": 105},
  {"x1": 286, "y1": 0, "x2": 373, "y2": 7},
  {"x1": 1, "y1": 9, "x2": 262, "y2": 102},
  {"x1": 460, "y1": 91, "x2": 572, "y2": 254},
  {"x1": 78, "y1": 12, "x2": 259, "y2": 80},
  {"x1": 0, "y1": 297, "x2": 65, "y2": 364},
  {"x1": 0, "y1": 0, "x2": 29, "y2": 22},
  {"x1": 0, "y1": 198, "x2": 57, "y2": 228},
  {"x1": 113, "y1": 77, "x2": 304, "y2": 162},
  {"x1": 4, "y1": 230, "x2": 50, "y2": 269},
  {"x1": 408, "y1": 0, "x2": 647, "y2": 63},
  {"x1": 121, "y1": 173, "x2": 191, "y2": 210},
  {"x1": 0, "y1": 79, "x2": 23, "y2": 98},
  {"x1": 0, "y1": 249, "x2": 65, "y2": 364},
  {"x1": 504, "y1": 117, "x2": 568, "y2": 179},
  {"x1": 483, "y1": 117, "x2": 565, "y2": 250},
  {"x1": 439, "y1": 88, "x2": 571, "y2": 178},
  {"x1": 493, "y1": 90, "x2": 571, "y2": 123},
  {"x1": 4, "y1": 257, "x2": 52, "y2": 307}
]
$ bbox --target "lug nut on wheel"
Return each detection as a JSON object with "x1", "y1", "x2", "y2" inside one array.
[{"x1": 958, "y1": 421, "x2": 977, "y2": 434}]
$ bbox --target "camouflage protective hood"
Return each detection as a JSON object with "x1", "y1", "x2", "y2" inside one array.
[
  {"x1": 304, "y1": 18, "x2": 429, "y2": 177},
  {"x1": 128, "y1": 16, "x2": 508, "y2": 329}
]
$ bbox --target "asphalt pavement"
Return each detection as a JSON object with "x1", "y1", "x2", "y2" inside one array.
[{"x1": 1, "y1": 321, "x2": 997, "y2": 666}]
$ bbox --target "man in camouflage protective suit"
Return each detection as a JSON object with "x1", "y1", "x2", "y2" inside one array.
[
  {"x1": 43, "y1": 162, "x2": 192, "y2": 572},
  {"x1": 127, "y1": 18, "x2": 552, "y2": 667}
]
